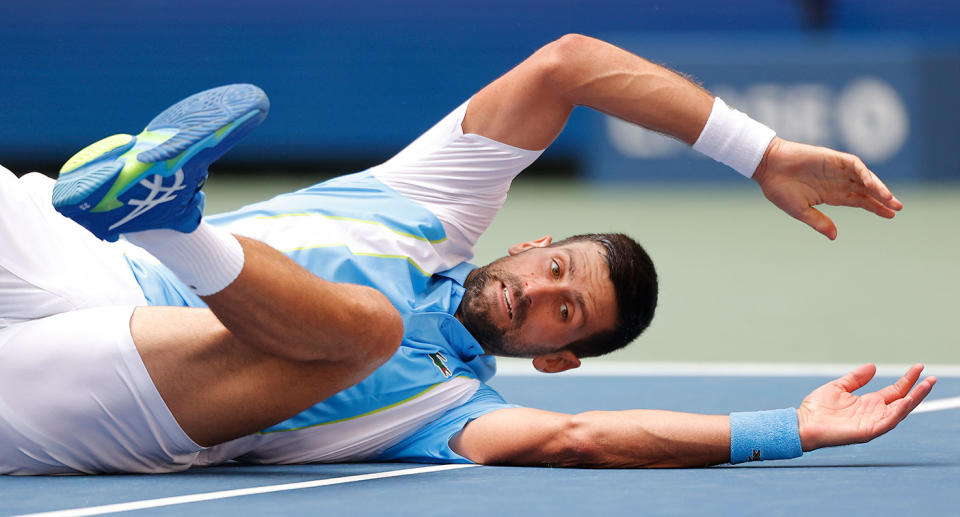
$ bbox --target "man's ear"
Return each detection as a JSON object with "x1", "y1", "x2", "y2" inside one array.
[
  {"x1": 532, "y1": 350, "x2": 581, "y2": 374},
  {"x1": 508, "y1": 235, "x2": 553, "y2": 256}
]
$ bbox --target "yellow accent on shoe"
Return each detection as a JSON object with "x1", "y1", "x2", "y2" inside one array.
[
  {"x1": 59, "y1": 134, "x2": 133, "y2": 174},
  {"x1": 90, "y1": 158, "x2": 153, "y2": 212},
  {"x1": 214, "y1": 119, "x2": 238, "y2": 139},
  {"x1": 87, "y1": 129, "x2": 179, "y2": 213}
]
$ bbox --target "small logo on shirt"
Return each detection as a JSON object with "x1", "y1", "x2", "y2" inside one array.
[
  {"x1": 429, "y1": 352, "x2": 452, "y2": 378},
  {"x1": 750, "y1": 449, "x2": 762, "y2": 461}
]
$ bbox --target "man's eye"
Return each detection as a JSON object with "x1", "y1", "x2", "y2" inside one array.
[
  {"x1": 551, "y1": 260, "x2": 560, "y2": 278},
  {"x1": 560, "y1": 303, "x2": 568, "y2": 321}
]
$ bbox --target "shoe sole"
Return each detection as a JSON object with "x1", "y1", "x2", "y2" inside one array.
[{"x1": 53, "y1": 84, "x2": 269, "y2": 239}]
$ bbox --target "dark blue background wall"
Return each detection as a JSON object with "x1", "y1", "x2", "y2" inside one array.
[
  {"x1": 585, "y1": 33, "x2": 960, "y2": 182},
  {"x1": 1, "y1": 1, "x2": 957, "y2": 180}
]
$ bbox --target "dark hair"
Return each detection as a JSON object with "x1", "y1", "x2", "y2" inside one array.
[{"x1": 554, "y1": 233, "x2": 658, "y2": 358}]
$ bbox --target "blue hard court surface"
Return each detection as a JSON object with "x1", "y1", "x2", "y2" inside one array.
[{"x1": 1, "y1": 374, "x2": 957, "y2": 516}]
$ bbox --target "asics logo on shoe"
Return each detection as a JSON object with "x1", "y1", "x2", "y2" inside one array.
[{"x1": 107, "y1": 170, "x2": 187, "y2": 232}]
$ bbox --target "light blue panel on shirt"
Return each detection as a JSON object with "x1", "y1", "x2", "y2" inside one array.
[
  {"x1": 375, "y1": 384, "x2": 520, "y2": 463},
  {"x1": 210, "y1": 172, "x2": 448, "y2": 244}
]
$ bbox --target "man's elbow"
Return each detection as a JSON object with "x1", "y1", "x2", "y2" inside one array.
[
  {"x1": 552, "y1": 412, "x2": 663, "y2": 468},
  {"x1": 553, "y1": 412, "x2": 611, "y2": 465},
  {"x1": 502, "y1": 413, "x2": 607, "y2": 467},
  {"x1": 533, "y1": 34, "x2": 606, "y2": 99},
  {"x1": 548, "y1": 33, "x2": 599, "y2": 54}
]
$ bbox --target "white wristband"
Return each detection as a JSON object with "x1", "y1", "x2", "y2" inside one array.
[
  {"x1": 693, "y1": 97, "x2": 776, "y2": 178},
  {"x1": 125, "y1": 222, "x2": 245, "y2": 296}
]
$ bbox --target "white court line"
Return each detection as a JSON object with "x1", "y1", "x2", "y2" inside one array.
[
  {"x1": 12, "y1": 464, "x2": 479, "y2": 517},
  {"x1": 496, "y1": 361, "x2": 960, "y2": 378},
  {"x1": 914, "y1": 396, "x2": 960, "y2": 414}
]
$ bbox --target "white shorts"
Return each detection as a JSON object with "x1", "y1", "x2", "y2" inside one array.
[
  {"x1": 0, "y1": 306, "x2": 201, "y2": 474},
  {"x1": 0, "y1": 166, "x2": 199, "y2": 474},
  {"x1": 0, "y1": 168, "x2": 146, "y2": 328}
]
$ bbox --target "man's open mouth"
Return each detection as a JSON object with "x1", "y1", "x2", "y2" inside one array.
[{"x1": 502, "y1": 284, "x2": 513, "y2": 319}]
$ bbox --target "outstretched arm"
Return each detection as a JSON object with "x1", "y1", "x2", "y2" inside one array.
[
  {"x1": 451, "y1": 364, "x2": 935, "y2": 467},
  {"x1": 462, "y1": 34, "x2": 902, "y2": 239}
]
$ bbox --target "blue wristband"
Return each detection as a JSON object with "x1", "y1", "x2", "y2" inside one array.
[{"x1": 729, "y1": 408, "x2": 803, "y2": 464}]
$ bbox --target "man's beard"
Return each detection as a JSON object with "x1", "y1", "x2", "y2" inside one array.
[{"x1": 456, "y1": 259, "x2": 555, "y2": 358}]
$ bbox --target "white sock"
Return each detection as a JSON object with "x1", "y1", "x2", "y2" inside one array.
[{"x1": 125, "y1": 222, "x2": 245, "y2": 296}]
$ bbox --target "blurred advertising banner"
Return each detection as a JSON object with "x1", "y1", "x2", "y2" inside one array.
[{"x1": 584, "y1": 34, "x2": 960, "y2": 182}]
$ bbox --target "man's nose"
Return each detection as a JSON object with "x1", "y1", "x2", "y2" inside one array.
[{"x1": 522, "y1": 279, "x2": 564, "y2": 304}]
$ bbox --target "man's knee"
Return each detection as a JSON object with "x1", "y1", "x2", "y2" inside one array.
[
  {"x1": 296, "y1": 288, "x2": 403, "y2": 381},
  {"x1": 349, "y1": 294, "x2": 403, "y2": 371},
  {"x1": 288, "y1": 304, "x2": 400, "y2": 410}
]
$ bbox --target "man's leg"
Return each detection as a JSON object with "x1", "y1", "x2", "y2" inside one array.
[
  {"x1": 0, "y1": 234, "x2": 400, "y2": 473},
  {"x1": 130, "y1": 233, "x2": 402, "y2": 447},
  {"x1": 52, "y1": 85, "x2": 402, "y2": 449}
]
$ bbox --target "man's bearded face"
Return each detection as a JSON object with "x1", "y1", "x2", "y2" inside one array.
[{"x1": 457, "y1": 255, "x2": 544, "y2": 358}]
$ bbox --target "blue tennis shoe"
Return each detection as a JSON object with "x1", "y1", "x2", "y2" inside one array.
[{"x1": 53, "y1": 84, "x2": 269, "y2": 241}]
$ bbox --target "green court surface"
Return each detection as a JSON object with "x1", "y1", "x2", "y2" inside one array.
[{"x1": 204, "y1": 175, "x2": 960, "y2": 366}]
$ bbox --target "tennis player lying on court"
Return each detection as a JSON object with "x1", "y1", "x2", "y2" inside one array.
[{"x1": 0, "y1": 34, "x2": 934, "y2": 474}]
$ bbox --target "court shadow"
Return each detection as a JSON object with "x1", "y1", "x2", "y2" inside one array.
[{"x1": 719, "y1": 461, "x2": 960, "y2": 469}]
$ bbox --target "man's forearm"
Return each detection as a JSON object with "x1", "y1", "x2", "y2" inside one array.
[
  {"x1": 454, "y1": 407, "x2": 730, "y2": 468},
  {"x1": 562, "y1": 410, "x2": 730, "y2": 468},
  {"x1": 464, "y1": 34, "x2": 714, "y2": 151}
]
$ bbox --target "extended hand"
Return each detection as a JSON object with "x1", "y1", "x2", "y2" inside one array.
[
  {"x1": 797, "y1": 364, "x2": 936, "y2": 452},
  {"x1": 752, "y1": 138, "x2": 904, "y2": 240}
]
